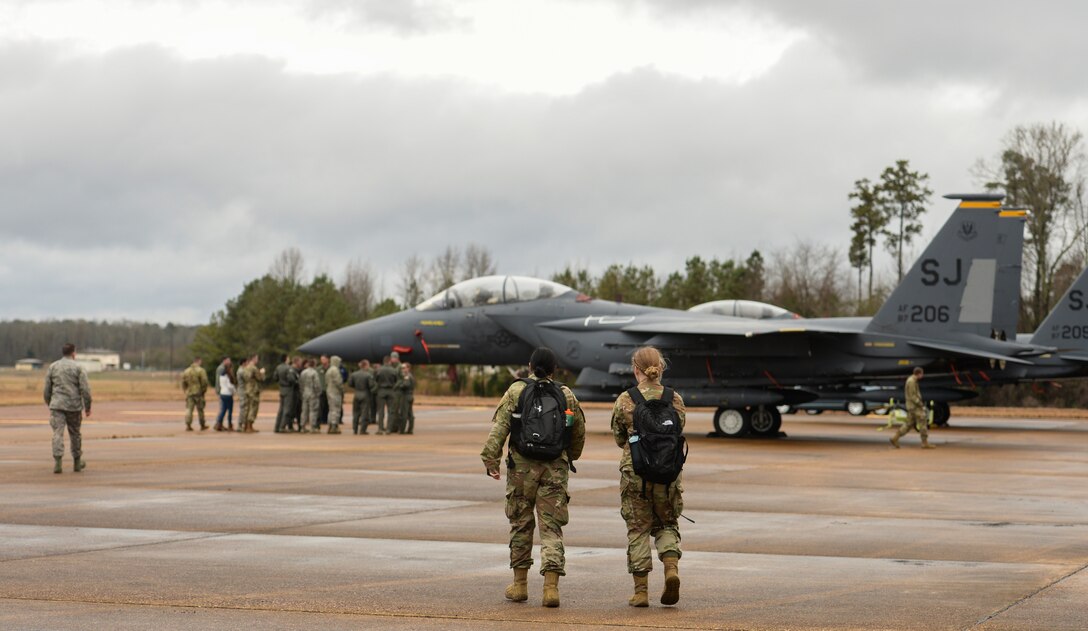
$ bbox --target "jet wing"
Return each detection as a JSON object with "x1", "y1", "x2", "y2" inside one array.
[{"x1": 906, "y1": 340, "x2": 1034, "y2": 365}]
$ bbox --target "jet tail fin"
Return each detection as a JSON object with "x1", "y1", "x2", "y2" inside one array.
[
  {"x1": 866, "y1": 194, "x2": 1025, "y2": 340},
  {"x1": 1030, "y1": 265, "x2": 1088, "y2": 350}
]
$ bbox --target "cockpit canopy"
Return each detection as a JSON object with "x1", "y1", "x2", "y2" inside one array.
[
  {"x1": 416, "y1": 275, "x2": 574, "y2": 311},
  {"x1": 688, "y1": 299, "x2": 799, "y2": 320}
]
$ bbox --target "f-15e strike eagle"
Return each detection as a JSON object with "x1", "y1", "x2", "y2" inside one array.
[{"x1": 301, "y1": 193, "x2": 1058, "y2": 437}]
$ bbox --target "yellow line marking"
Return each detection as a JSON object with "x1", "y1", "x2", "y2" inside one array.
[
  {"x1": 999, "y1": 210, "x2": 1028, "y2": 217},
  {"x1": 958, "y1": 201, "x2": 1002, "y2": 208}
]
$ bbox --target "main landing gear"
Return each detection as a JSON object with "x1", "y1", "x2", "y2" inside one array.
[{"x1": 713, "y1": 405, "x2": 783, "y2": 438}]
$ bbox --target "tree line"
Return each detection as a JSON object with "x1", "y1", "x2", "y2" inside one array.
[{"x1": 0, "y1": 320, "x2": 198, "y2": 369}]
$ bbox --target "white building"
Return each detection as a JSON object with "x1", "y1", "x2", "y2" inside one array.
[{"x1": 77, "y1": 349, "x2": 121, "y2": 372}]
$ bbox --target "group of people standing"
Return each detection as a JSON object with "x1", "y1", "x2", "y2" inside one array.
[
  {"x1": 180, "y1": 352, "x2": 416, "y2": 435},
  {"x1": 481, "y1": 345, "x2": 687, "y2": 609}
]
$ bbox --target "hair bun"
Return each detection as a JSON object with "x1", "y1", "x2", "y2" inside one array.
[{"x1": 644, "y1": 366, "x2": 661, "y2": 380}]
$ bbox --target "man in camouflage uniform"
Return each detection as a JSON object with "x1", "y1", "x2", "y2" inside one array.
[
  {"x1": 480, "y1": 349, "x2": 586, "y2": 608},
  {"x1": 181, "y1": 357, "x2": 210, "y2": 431},
  {"x1": 239, "y1": 355, "x2": 261, "y2": 433},
  {"x1": 236, "y1": 357, "x2": 248, "y2": 431},
  {"x1": 299, "y1": 359, "x2": 321, "y2": 433},
  {"x1": 44, "y1": 343, "x2": 92, "y2": 474},
  {"x1": 274, "y1": 355, "x2": 299, "y2": 433},
  {"x1": 891, "y1": 367, "x2": 934, "y2": 449},
  {"x1": 348, "y1": 359, "x2": 376, "y2": 434},
  {"x1": 325, "y1": 355, "x2": 345, "y2": 434},
  {"x1": 373, "y1": 355, "x2": 398, "y2": 435}
]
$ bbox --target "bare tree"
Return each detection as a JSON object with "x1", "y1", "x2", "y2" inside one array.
[
  {"x1": 976, "y1": 122, "x2": 1088, "y2": 328},
  {"x1": 431, "y1": 246, "x2": 461, "y2": 293},
  {"x1": 269, "y1": 247, "x2": 305, "y2": 284},
  {"x1": 767, "y1": 241, "x2": 847, "y2": 317},
  {"x1": 462, "y1": 243, "x2": 497, "y2": 280},
  {"x1": 342, "y1": 258, "x2": 377, "y2": 320},
  {"x1": 400, "y1": 254, "x2": 427, "y2": 307}
]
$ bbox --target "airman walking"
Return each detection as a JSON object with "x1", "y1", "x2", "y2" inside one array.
[
  {"x1": 348, "y1": 359, "x2": 376, "y2": 434},
  {"x1": 481, "y1": 347, "x2": 585, "y2": 608},
  {"x1": 181, "y1": 357, "x2": 210, "y2": 431},
  {"x1": 325, "y1": 356, "x2": 345, "y2": 434},
  {"x1": 891, "y1": 367, "x2": 934, "y2": 449}
]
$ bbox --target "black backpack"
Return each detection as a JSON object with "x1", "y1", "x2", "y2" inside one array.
[
  {"x1": 510, "y1": 378, "x2": 570, "y2": 462},
  {"x1": 627, "y1": 386, "x2": 687, "y2": 487}
]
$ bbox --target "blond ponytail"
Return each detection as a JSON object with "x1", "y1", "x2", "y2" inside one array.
[{"x1": 631, "y1": 346, "x2": 666, "y2": 384}]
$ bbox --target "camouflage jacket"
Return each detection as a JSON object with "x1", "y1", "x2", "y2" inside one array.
[
  {"x1": 43, "y1": 357, "x2": 92, "y2": 413},
  {"x1": 239, "y1": 364, "x2": 261, "y2": 397},
  {"x1": 905, "y1": 375, "x2": 924, "y2": 413},
  {"x1": 480, "y1": 376, "x2": 586, "y2": 473},
  {"x1": 325, "y1": 357, "x2": 344, "y2": 398},
  {"x1": 275, "y1": 363, "x2": 296, "y2": 392},
  {"x1": 181, "y1": 363, "x2": 209, "y2": 397},
  {"x1": 299, "y1": 367, "x2": 321, "y2": 399},
  {"x1": 611, "y1": 382, "x2": 686, "y2": 472}
]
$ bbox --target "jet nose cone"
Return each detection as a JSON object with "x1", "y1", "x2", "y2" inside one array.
[{"x1": 298, "y1": 320, "x2": 376, "y2": 361}]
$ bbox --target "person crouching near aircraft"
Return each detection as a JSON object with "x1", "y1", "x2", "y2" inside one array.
[
  {"x1": 611, "y1": 346, "x2": 687, "y2": 607},
  {"x1": 480, "y1": 347, "x2": 586, "y2": 608},
  {"x1": 891, "y1": 367, "x2": 935, "y2": 449}
]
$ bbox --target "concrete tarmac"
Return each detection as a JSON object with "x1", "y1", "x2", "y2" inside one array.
[{"x1": 0, "y1": 400, "x2": 1085, "y2": 630}]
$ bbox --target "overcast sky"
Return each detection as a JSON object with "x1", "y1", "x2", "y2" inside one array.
[{"x1": 2, "y1": 0, "x2": 1086, "y2": 324}]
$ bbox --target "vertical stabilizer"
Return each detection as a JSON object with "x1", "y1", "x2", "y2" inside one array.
[
  {"x1": 1030, "y1": 265, "x2": 1088, "y2": 349},
  {"x1": 866, "y1": 194, "x2": 1022, "y2": 339}
]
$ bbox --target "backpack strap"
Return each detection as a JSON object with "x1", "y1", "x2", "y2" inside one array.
[
  {"x1": 660, "y1": 387, "x2": 674, "y2": 407},
  {"x1": 626, "y1": 386, "x2": 648, "y2": 406}
]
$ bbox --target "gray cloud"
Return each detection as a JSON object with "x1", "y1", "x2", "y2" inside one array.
[{"x1": 2, "y1": 6, "x2": 1086, "y2": 323}]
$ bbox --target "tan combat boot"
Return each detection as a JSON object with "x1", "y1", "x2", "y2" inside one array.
[
  {"x1": 542, "y1": 571, "x2": 560, "y2": 607},
  {"x1": 54, "y1": 456, "x2": 63, "y2": 474},
  {"x1": 74, "y1": 458, "x2": 85, "y2": 472},
  {"x1": 921, "y1": 436, "x2": 936, "y2": 449},
  {"x1": 889, "y1": 433, "x2": 900, "y2": 448},
  {"x1": 661, "y1": 554, "x2": 680, "y2": 605},
  {"x1": 629, "y1": 573, "x2": 649, "y2": 607},
  {"x1": 504, "y1": 567, "x2": 528, "y2": 602}
]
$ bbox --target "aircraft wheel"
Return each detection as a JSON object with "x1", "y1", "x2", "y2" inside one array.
[
  {"x1": 749, "y1": 406, "x2": 781, "y2": 436},
  {"x1": 804, "y1": 409, "x2": 824, "y2": 416},
  {"x1": 932, "y1": 401, "x2": 951, "y2": 426},
  {"x1": 776, "y1": 404, "x2": 796, "y2": 415},
  {"x1": 713, "y1": 407, "x2": 750, "y2": 437},
  {"x1": 846, "y1": 401, "x2": 868, "y2": 416}
]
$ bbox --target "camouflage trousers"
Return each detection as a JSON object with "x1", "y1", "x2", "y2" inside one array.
[
  {"x1": 300, "y1": 395, "x2": 319, "y2": 431},
  {"x1": 620, "y1": 469, "x2": 683, "y2": 574},
  {"x1": 185, "y1": 395, "x2": 206, "y2": 427},
  {"x1": 50, "y1": 409, "x2": 82, "y2": 459},
  {"x1": 244, "y1": 393, "x2": 260, "y2": 426},
  {"x1": 895, "y1": 409, "x2": 928, "y2": 440},
  {"x1": 327, "y1": 394, "x2": 343, "y2": 429},
  {"x1": 506, "y1": 455, "x2": 570, "y2": 575}
]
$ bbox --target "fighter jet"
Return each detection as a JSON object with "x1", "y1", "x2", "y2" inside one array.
[{"x1": 300, "y1": 194, "x2": 1041, "y2": 437}]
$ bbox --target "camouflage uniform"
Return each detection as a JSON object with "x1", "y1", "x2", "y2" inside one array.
[
  {"x1": 374, "y1": 363, "x2": 398, "y2": 434},
  {"x1": 481, "y1": 377, "x2": 586, "y2": 575},
  {"x1": 181, "y1": 362, "x2": 209, "y2": 430},
  {"x1": 325, "y1": 356, "x2": 345, "y2": 432},
  {"x1": 395, "y1": 371, "x2": 416, "y2": 434},
  {"x1": 348, "y1": 366, "x2": 376, "y2": 434},
  {"x1": 43, "y1": 357, "x2": 92, "y2": 461},
  {"x1": 299, "y1": 366, "x2": 321, "y2": 432},
  {"x1": 239, "y1": 364, "x2": 261, "y2": 430},
  {"x1": 236, "y1": 366, "x2": 248, "y2": 428},
  {"x1": 611, "y1": 383, "x2": 686, "y2": 574},
  {"x1": 894, "y1": 375, "x2": 928, "y2": 442}
]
